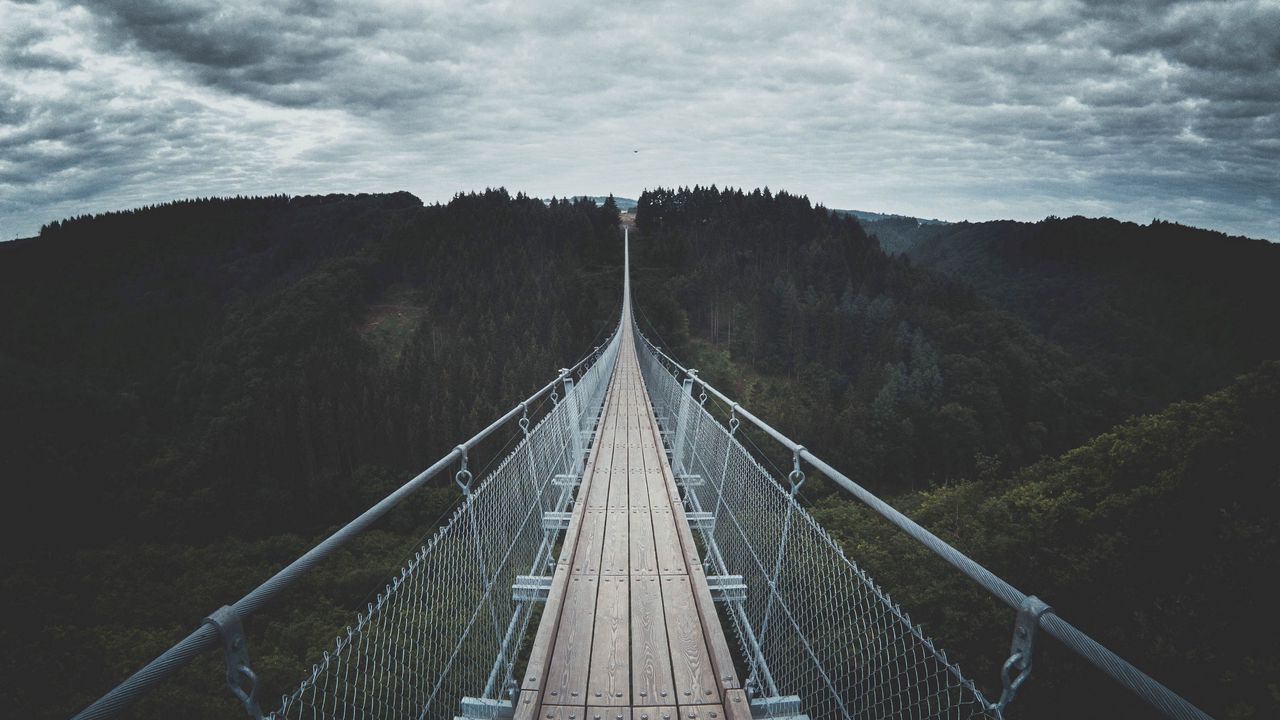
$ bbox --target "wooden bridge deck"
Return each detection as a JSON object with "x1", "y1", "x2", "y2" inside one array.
[{"x1": 515, "y1": 316, "x2": 750, "y2": 720}]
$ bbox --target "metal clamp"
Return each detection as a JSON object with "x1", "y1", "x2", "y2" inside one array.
[
  {"x1": 991, "y1": 595, "x2": 1053, "y2": 715},
  {"x1": 518, "y1": 402, "x2": 530, "y2": 435},
  {"x1": 455, "y1": 445, "x2": 473, "y2": 496},
  {"x1": 203, "y1": 605, "x2": 263, "y2": 720},
  {"x1": 788, "y1": 446, "x2": 806, "y2": 495}
]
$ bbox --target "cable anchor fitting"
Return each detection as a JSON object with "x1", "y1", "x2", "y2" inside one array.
[
  {"x1": 454, "y1": 445, "x2": 473, "y2": 497},
  {"x1": 788, "y1": 446, "x2": 806, "y2": 495},
  {"x1": 518, "y1": 401, "x2": 530, "y2": 436},
  {"x1": 203, "y1": 605, "x2": 264, "y2": 720},
  {"x1": 728, "y1": 403, "x2": 741, "y2": 435},
  {"x1": 991, "y1": 595, "x2": 1053, "y2": 716}
]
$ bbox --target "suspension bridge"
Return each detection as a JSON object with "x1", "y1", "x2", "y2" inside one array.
[{"x1": 74, "y1": 230, "x2": 1212, "y2": 720}]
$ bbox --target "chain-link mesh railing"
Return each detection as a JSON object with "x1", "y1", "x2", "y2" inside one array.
[
  {"x1": 269, "y1": 326, "x2": 621, "y2": 720},
  {"x1": 635, "y1": 329, "x2": 996, "y2": 720}
]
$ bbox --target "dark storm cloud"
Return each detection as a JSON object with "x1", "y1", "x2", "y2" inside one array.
[
  {"x1": 84, "y1": 0, "x2": 465, "y2": 111},
  {"x1": 0, "y1": 0, "x2": 1276, "y2": 240}
]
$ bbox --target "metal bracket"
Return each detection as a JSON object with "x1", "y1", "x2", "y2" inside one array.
[
  {"x1": 203, "y1": 605, "x2": 263, "y2": 720},
  {"x1": 706, "y1": 574, "x2": 748, "y2": 602},
  {"x1": 552, "y1": 473, "x2": 580, "y2": 488},
  {"x1": 687, "y1": 511, "x2": 715, "y2": 532},
  {"x1": 991, "y1": 595, "x2": 1053, "y2": 715},
  {"x1": 458, "y1": 696, "x2": 515, "y2": 719},
  {"x1": 676, "y1": 473, "x2": 704, "y2": 487},
  {"x1": 512, "y1": 575, "x2": 553, "y2": 602},
  {"x1": 749, "y1": 695, "x2": 803, "y2": 718},
  {"x1": 541, "y1": 511, "x2": 572, "y2": 531}
]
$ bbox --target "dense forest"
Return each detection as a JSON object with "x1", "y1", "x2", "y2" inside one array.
[
  {"x1": 2, "y1": 185, "x2": 1276, "y2": 719},
  {"x1": 0, "y1": 191, "x2": 623, "y2": 718},
  {"x1": 886, "y1": 215, "x2": 1280, "y2": 413},
  {"x1": 629, "y1": 186, "x2": 1279, "y2": 720}
]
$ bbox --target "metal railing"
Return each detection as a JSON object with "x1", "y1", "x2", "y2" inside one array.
[
  {"x1": 636, "y1": 329, "x2": 997, "y2": 720},
  {"x1": 634, "y1": 326, "x2": 1213, "y2": 720},
  {"x1": 73, "y1": 321, "x2": 623, "y2": 720}
]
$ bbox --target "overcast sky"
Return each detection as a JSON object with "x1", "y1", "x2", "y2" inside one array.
[{"x1": 1, "y1": 0, "x2": 1277, "y2": 240}]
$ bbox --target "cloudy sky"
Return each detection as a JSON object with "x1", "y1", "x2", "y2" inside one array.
[{"x1": 1, "y1": 0, "x2": 1277, "y2": 240}]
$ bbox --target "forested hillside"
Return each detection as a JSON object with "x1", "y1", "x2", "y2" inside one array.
[
  {"x1": 0, "y1": 191, "x2": 623, "y2": 718},
  {"x1": 630, "y1": 187, "x2": 1278, "y2": 720},
  {"x1": 898, "y1": 216, "x2": 1280, "y2": 413},
  {"x1": 632, "y1": 186, "x2": 1112, "y2": 495},
  {"x1": 814, "y1": 362, "x2": 1280, "y2": 719}
]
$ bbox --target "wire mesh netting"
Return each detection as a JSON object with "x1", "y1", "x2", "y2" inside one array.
[
  {"x1": 269, "y1": 328, "x2": 621, "y2": 720},
  {"x1": 635, "y1": 329, "x2": 997, "y2": 720}
]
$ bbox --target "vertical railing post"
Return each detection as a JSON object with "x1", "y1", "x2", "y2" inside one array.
[
  {"x1": 560, "y1": 369, "x2": 583, "y2": 472},
  {"x1": 672, "y1": 369, "x2": 697, "y2": 474}
]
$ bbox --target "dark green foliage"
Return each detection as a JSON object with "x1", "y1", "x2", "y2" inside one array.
[
  {"x1": 0, "y1": 190, "x2": 621, "y2": 718},
  {"x1": 632, "y1": 186, "x2": 1107, "y2": 496},
  {"x1": 904, "y1": 216, "x2": 1280, "y2": 414},
  {"x1": 813, "y1": 362, "x2": 1280, "y2": 720}
]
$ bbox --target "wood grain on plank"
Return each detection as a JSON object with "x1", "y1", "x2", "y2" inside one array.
[
  {"x1": 685, "y1": 563, "x2": 740, "y2": 690},
  {"x1": 544, "y1": 575, "x2": 600, "y2": 705},
  {"x1": 628, "y1": 507, "x2": 658, "y2": 575},
  {"x1": 635, "y1": 707, "x2": 679, "y2": 720},
  {"x1": 587, "y1": 709, "x2": 633, "y2": 720},
  {"x1": 673, "y1": 704, "x2": 728, "y2": 720},
  {"x1": 660, "y1": 575, "x2": 720, "y2": 705},
  {"x1": 512, "y1": 689, "x2": 541, "y2": 720},
  {"x1": 538, "y1": 705, "x2": 589, "y2": 720},
  {"x1": 720, "y1": 689, "x2": 751, "y2": 720},
  {"x1": 600, "y1": 509, "x2": 629, "y2": 575},
  {"x1": 630, "y1": 575, "x2": 676, "y2": 706},
  {"x1": 572, "y1": 509, "x2": 607, "y2": 574},
  {"x1": 587, "y1": 575, "x2": 631, "y2": 706},
  {"x1": 523, "y1": 562, "x2": 572, "y2": 692},
  {"x1": 649, "y1": 507, "x2": 686, "y2": 575}
]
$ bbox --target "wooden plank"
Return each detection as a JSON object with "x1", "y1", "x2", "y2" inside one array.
[
  {"x1": 584, "y1": 403, "x2": 620, "y2": 510},
  {"x1": 639, "y1": 439, "x2": 671, "y2": 510},
  {"x1": 637, "y1": 707, "x2": 678, "y2": 720},
  {"x1": 627, "y1": 467, "x2": 651, "y2": 508},
  {"x1": 585, "y1": 456, "x2": 614, "y2": 509},
  {"x1": 587, "y1": 575, "x2": 631, "y2": 705},
  {"x1": 630, "y1": 575, "x2": 676, "y2": 706},
  {"x1": 600, "y1": 509, "x2": 629, "y2": 575},
  {"x1": 544, "y1": 575, "x2": 599, "y2": 705},
  {"x1": 649, "y1": 507, "x2": 686, "y2": 575},
  {"x1": 587, "y1": 708, "x2": 632, "y2": 720},
  {"x1": 513, "y1": 689, "x2": 541, "y2": 720},
  {"x1": 606, "y1": 440, "x2": 629, "y2": 509},
  {"x1": 538, "y1": 705, "x2": 588, "y2": 720},
  {"x1": 685, "y1": 563, "x2": 740, "y2": 690},
  {"x1": 674, "y1": 704, "x2": 728, "y2": 720},
  {"x1": 628, "y1": 508, "x2": 658, "y2": 575},
  {"x1": 660, "y1": 575, "x2": 720, "y2": 705},
  {"x1": 721, "y1": 689, "x2": 751, "y2": 720},
  {"x1": 524, "y1": 561, "x2": 576, "y2": 691},
  {"x1": 522, "y1": 562, "x2": 572, "y2": 693},
  {"x1": 571, "y1": 510, "x2": 607, "y2": 574}
]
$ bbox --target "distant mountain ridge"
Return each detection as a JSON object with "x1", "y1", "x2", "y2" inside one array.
[
  {"x1": 544, "y1": 195, "x2": 639, "y2": 212},
  {"x1": 833, "y1": 207, "x2": 950, "y2": 225}
]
